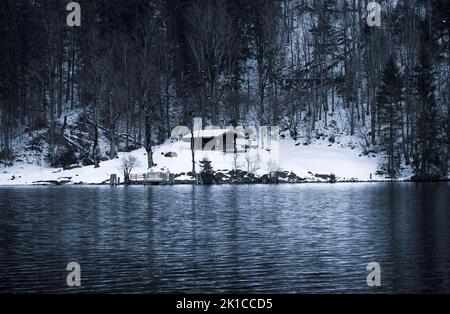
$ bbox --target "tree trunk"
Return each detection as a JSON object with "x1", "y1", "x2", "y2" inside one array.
[
  {"x1": 145, "y1": 110, "x2": 154, "y2": 169},
  {"x1": 109, "y1": 126, "x2": 116, "y2": 159},
  {"x1": 70, "y1": 28, "x2": 76, "y2": 110},
  {"x1": 109, "y1": 94, "x2": 117, "y2": 159}
]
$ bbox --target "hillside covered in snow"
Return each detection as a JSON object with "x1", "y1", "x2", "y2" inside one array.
[{"x1": 0, "y1": 110, "x2": 414, "y2": 186}]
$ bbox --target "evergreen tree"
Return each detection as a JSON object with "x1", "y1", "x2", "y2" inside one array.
[
  {"x1": 413, "y1": 45, "x2": 447, "y2": 179},
  {"x1": 199, "y1": 157, "x2": 215, "y2": 184},
  {"x1": 376, "y1": 56, "x2": 403, "y2": 178}
]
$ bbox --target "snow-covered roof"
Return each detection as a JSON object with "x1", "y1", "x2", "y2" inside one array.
[{"x1": 182, "y1": 129, "x2": 244, "y2": 139}]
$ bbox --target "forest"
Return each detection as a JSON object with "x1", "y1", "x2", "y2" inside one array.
[{"x1": 0, "y1": 0, "x2": 449, "y2": 180}]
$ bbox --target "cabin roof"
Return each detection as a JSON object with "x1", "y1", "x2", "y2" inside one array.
[{"x1": 182, "y1": 128, "x2": 245, "y2": 140}]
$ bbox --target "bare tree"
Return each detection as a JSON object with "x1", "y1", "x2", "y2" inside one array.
[
  {"x1": 185, "y1": 0, "x2": 236, "y2": 125},
  {"x1": 133, "y1": 18, "x2": 160, "y2": 169},
  {"x1": 121, "y1": 155, "x2": 141, "y2": 185}
]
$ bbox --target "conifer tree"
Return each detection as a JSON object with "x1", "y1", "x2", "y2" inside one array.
[
  {"x1": 199, "y1": 157, "x2": 215, "y2": 184},
  {"x1": 376, "y1": 56, "x2": 403, "y2": 178},
  {"x1": 413, "y1": 45, "x2": 447, "y2": 179}
]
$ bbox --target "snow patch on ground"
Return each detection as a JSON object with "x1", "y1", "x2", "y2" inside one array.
[{"x1": 279, "y1": 140, "x2": 379, "y2": 181}]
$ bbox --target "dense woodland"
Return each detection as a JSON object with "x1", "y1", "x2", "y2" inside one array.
[{"x1": 1, "y1": 0, "x2": 450, "y2": 179}]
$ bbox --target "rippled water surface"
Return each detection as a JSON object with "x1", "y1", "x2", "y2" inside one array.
[{"x1": 0, "y1": 183, "x2": 449, "y2": 293}]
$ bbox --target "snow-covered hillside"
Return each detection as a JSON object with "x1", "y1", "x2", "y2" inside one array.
[
  {"x1": 0, "y1": 134, "x2": 412, "y2": 185},
  {"x1": 0, "y1": 107, "x2": 420, "y2": 185}
]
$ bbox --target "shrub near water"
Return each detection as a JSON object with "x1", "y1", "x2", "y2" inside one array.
[{"x1": 199, "y1": 158, "x2": 215, "y2": 185}]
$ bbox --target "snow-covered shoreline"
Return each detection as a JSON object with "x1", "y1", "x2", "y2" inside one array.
[
  {"x1": 0, "y1": 180, "x2": 416, "y2": 187},
  {"x1": 0, "y1": 137, "x2": 417, "y2": 186}
]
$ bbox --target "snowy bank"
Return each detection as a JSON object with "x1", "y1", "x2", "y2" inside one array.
[{"x1": 0, "y1": 137, "x2": 405, "y2": 186}]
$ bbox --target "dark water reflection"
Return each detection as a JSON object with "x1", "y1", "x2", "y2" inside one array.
[{"x1": 0, "y1": 183, "x2": 449, "y2": 293}]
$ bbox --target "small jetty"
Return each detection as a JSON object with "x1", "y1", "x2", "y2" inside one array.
[{"x1": 129, "y1": 172, "x2": 174, "y2": 185}]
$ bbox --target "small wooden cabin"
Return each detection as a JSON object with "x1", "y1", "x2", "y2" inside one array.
[{"x1": 182, "y1": 129, "x2": 245, "y2": 153}]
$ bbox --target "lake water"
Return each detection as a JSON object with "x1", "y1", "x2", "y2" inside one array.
[{"x1": 0, "y1": 183, "x2": 449, "y2": 293}]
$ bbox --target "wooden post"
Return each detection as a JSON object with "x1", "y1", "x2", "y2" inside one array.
[{"x1": 110, "y1": 174, "x2": 117, "y2": 186}]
